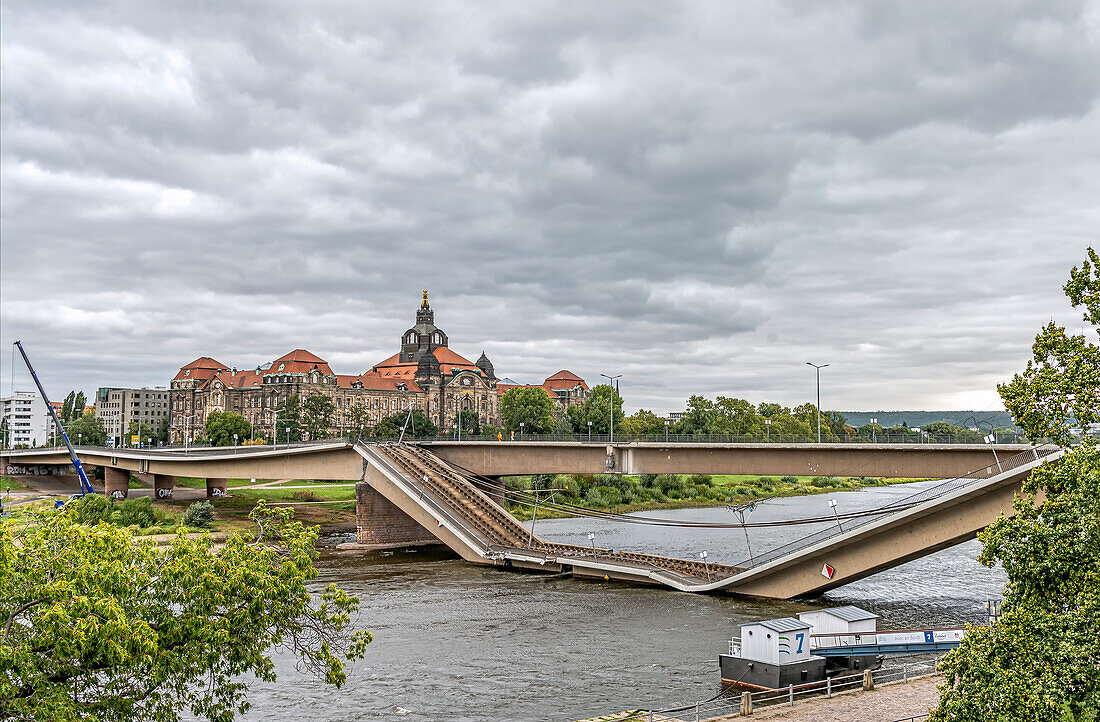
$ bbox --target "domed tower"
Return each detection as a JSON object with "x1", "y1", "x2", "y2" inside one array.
[
  {"x1": 399, "y1": 289, "x2": 449, "y2": 363},
  {"x1": 475, "y1": 351, "x2": 495, "y2": 380}
]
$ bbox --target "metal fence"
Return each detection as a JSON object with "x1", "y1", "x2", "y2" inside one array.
[
  {"x1": 735, "y1": 443, "x2": 1061, "y2": 568},
  {"x1": 603, "y1": 659, "x2": 940, "y2": 721}
]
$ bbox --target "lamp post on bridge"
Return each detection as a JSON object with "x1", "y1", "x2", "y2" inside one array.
[
  {"x1": 600, "y1": 373, "x2": 622, "y2": 443},
  {"x1": 870, "y1": 417, "x2": 877, "y2": 443},
  {"x1": 520, "y1": 422, "x2": 525, "y2": 441},
  {"x1": 765, "y1": 418, "x2": 771, "y2": 442},
  {"x1": 587, "y1": 420, "x2": 592, "y2": 442},
  {"x1": 806, "y1": 362, "x2": 829, "y2": 443}
]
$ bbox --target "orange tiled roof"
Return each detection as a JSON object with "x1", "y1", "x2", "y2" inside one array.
[
  {"x1": 267, "y1": 349, "x2": 334, "y2": 376},
  {"x1": 372, "y1": 347, "x2": 483, "y2": 377},
  {"x1": 337, "y1": 372, "x2": 422, "y2": 392},
  {"x1": 173, "y1": 356, "x2": 230, "y2": 382}
]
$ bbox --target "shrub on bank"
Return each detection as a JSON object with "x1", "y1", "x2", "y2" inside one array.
[{"x1": 182, "y1": 500, "x2": 214, "y2": 529}]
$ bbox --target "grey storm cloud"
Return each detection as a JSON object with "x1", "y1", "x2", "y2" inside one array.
[{"x1": 2, "y1": 0, "x2": 1099, "y2": 414}]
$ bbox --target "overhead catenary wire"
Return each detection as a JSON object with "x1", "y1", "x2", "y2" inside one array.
[{"x1": 425, "y1": 452, "x2": 930, "y2": 530}]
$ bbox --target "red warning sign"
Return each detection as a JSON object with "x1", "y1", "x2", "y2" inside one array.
[{"x1": 821, "y1": 563, "x2": 835, "y2": 579}]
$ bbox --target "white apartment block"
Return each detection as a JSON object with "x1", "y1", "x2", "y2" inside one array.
[{"x1": 1, "y1": 391, "x2": 59, "y2": 447}]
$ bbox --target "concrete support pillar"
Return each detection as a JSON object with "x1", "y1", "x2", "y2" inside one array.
[
  {"x1": 153, "y1": 474, "x2": 177, "y2": 500},
  {"x1": 355, "y1": 482, "x2": 441, "y2": 547},
  {"x1": 105, "y1": 467, "x2": 129, "y2": 499},
  {"x1": 206, "y1": 478, "x2": 229, "y2": 498}
]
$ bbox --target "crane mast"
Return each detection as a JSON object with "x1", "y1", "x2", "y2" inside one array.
[{"x1": 13, "y1": 341, "x2": 95, "y2": 496}]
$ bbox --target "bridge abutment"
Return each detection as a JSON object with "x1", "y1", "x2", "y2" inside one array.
[
  {"x1": 355, "y1": 482, "x2": 442, "y2": 548},
  {"x1": 154, "y1": 474, "x2": 176, "y2": 499},
  {"x1": 105, "y1": 467, "x2": 129, "y2": 499},
  {"x1": 206, "y1": 478, "x2": 229, "y2": 498}
]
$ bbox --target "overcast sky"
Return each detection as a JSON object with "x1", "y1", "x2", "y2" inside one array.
[{"x1": 2, "y1": 1, "x2": 1098, "y2": 415}]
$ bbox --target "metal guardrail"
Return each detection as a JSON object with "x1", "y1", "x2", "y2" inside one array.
[
  {"x1": 735, "y1": 444, "x2": 1061, "y2": 568},
  {"x1": 603, "y1": 659, "x2": 940, "y2": 720},
  {"x1": 6, "y1": 432, "x2": 1034, "y2": 453}
]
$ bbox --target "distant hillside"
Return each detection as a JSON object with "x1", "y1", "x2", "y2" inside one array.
[{"x1": 840, "y1": 410, "x2": 1019, "y2": 431}]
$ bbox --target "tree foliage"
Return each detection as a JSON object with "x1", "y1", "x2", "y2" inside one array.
[
  {"x1": 63, "y1": 414, "x2": 108, "y2": 447},
  {"x1": 300, "y1": 394, "x2": 335, "y2": 441},
  {"x1": 374, "y1": 410, "x2": 437, "y2": 439},
  {"x1": 566, "y1": 384, "x2": 623, "y2": 434},
  {"x1": 500, "y1": 387, "x2": 555, "y2": 434},
  {"x1": 0, "y1": 501, "x2": 370, "y2": 721},
  {"x1": 203, "y1": 410, "x2": 251, "y2": 447},
  {"x1": 932, "y1": 248, "x2": 1100, "y2": 721},
  {"x1": 622, "y1": 409, "x2": 667, "y2": 435}
]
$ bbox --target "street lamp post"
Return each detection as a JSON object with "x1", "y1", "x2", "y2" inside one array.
[
  {"x1": 519, "y1": 422, "x2": 525, "y2": 441},
  {"x1": 665, "y1": 418, "x2": 669, "y2": 442},
  {"x1": 587, "y1": 420, "x2": 592, "y2": 442},
  {"x1": 806, "y1": 362, "x2": 829, "y2": 443},
  {"x1": 765, "y1": 418, "x2": 771, "y2": 442},
  {"x1": 233, "y1": 433, "x2": 238, "y2": 454},
  {"x1": 600, "y1": 373, "x2": 622, "y2": 443},
  {"x1": 870, "y1": 417, "x2": 878, "y2": 443},
  {"x1": 285, "y1": 426, "x2": 290, "y2": 448}
]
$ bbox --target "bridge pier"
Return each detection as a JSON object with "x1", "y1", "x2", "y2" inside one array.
[
  {"x1": 206, "y1": 478, "x2": 229, "y2": 498},
  {"x1": 105, "y1": 467, "x2": 129, "y2": 499},
  {"x1": 154, "y1": 474, "x2": 176, "y2": 499},
  {"x1": 355, "y1": 483, "x2": 442, "y2": 548}
]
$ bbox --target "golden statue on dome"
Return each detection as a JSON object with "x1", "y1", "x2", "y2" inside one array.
[{"x1": 421, "y1": 288, "x2": 430, "y2": 309}]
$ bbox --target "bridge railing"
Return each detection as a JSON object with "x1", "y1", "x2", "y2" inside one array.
[
  {"x1": 425, "y1": 431, "x2": 1032, "y2": 445},
  {"x1": 735, "y1": 443, "x2": 1062, "y2": 568},
  {"x1": 16, "y1": 432, "x2": 1035, "y2": 455}
]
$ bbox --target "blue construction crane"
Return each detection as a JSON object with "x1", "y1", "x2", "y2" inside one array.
[{"x1": 13, "y1": 341, "x2": 95, "y2": 500}]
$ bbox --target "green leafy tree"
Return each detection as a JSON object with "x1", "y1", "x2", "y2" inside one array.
[
  {"x1": 73, "y1": 391, "x2": 86, "y2": 419},
  {"x1": 623, "y1": 409, "x2": 667, "y2": 435},
  {"x1": 64, "y1": 413, "x2": 108, "y2": 446},
  {"x1": 344, "y1": 404, "x2": 374, "y2": 438},
  {"x1": 0, "y1": 501, "x2": 371, "y2": 721},
  {"x1": 456, "y1": 410, "x2": 480, "y2": 436},
  {"x1": 566, "y1": 384, "x2": 623, "y2": 434},
  {"x1": 300, "y1": 394, "x2": 335, "y2": 440},
  {"x1": 60, "y1": 391, "x2": 75, "y2": 423},
  {"x1": 203, "y1": 410, "x2": 252, "y2": 447},
  {"x1": 932, "y1": 249, "x2": 1100, "y2": 721},
  {"x1": 671, "y1": 395, "x2": 716, "y2": 434},
  {"x1": 374, "y1": 410, "x2": 437, "y2": 438},
  {"x1": 501, "y1": 387, "x2": 555, "y2": 434},
  {"x1": 273, "y1": 394, "x2": 303, "y2": 442}
]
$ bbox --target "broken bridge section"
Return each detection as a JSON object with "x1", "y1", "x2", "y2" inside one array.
[{"x1": 353, "y1": 442, "x2": 741, "y2": 587}]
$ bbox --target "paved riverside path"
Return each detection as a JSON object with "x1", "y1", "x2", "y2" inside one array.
[{"x1": 706, "y1": 674, "x2": 941, "y2": 721}]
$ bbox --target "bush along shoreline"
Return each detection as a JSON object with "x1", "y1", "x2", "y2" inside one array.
[{"x1": 502, "y1": 472, "x2": 930, "y2": 521}]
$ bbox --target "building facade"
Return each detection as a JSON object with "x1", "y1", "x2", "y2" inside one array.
[
  {"x1": 95, "y1": 387, "x2": 172, "y2": 444},
  {"x1": 167, "y1": 292, "x2": 584, "y2": 443},
  {"x1": 1, "y1": 391, "x2": 59, "y2": 447}
]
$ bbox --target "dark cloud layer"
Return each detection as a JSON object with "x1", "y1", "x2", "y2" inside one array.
[{"x1": 2, "y1": 0, "x2": 1098, "y2": 412}]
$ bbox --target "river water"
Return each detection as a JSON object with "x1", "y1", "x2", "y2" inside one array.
[{"x1": 238, "y1": 480, "x2": 1004, "y2": 721}]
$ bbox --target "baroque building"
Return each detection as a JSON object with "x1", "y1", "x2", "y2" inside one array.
[{"x1": 167, "y1": 292, "x2": 584, "y2": 443}]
